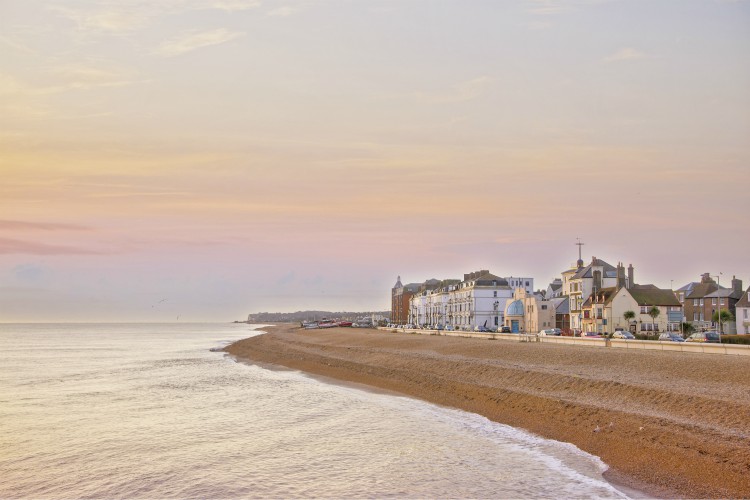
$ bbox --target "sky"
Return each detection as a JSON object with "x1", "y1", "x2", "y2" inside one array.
[{"x1": 1, "y1": 0, "x2": 749, "y2": 322}]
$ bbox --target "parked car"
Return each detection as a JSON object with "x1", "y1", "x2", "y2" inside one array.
[
  {"x1": 500, "y1": 326, "x2": 511, "y2": 333},
  {"x1": 686, "y1": 331, "x2": 721, "y2": 343},
  {"x1": 539, "y1": 329, "x2": 561, "y2": 336},
  {"x1": 583, "y1": 332, "x2": 602, "y2": 338},
  {"x1": 475, "y1": 325, "x2": 491, "y2": 332},
  {"x1": 611, "y1": 331, "x2": 635, "y2": 339},
  {"x1": 658, "y1": 333, "x2": 685, "y2": 342}
]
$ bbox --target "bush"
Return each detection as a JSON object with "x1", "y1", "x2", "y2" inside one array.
[
  {"x1": 720, "y1": 335, "x2": 750, "y2": 345},
  {"x1": 634, "y1": 333, "x2": 660, "y2": 341}
]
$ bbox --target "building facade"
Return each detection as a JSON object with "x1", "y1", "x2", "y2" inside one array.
[
  {"x1": 391, "y1": 276, "x2": 420, "y2": 325},
  {"x1": 735, "y1": 289, "x2": 750, "y2": 335}
]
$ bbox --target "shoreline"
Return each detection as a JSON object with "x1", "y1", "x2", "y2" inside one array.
[{"x1": 226, "y1": 324, "x2": 750, "y2": 499}]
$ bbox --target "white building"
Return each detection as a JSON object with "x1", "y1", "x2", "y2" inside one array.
[
  {"x1": 567, "y1": 257, "x2": 630, "y2": 332},
  {"x1": 408, "y1": 270, "x2": 524, "y2": 330},
  {"x1": 450, "y1": 271, "x2": 514, "y2": 330},
  {"x1": 736, "y1": 289, "x2": 750, "y2": 334}
]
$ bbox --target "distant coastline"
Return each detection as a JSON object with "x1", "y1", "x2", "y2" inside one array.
[{"x1": 226, "y1": 324, "x2": 750, "y2": 499}]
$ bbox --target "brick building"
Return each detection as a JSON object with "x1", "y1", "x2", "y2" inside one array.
[{"x1": 391, "y1": 276, "x2": 419, "y2": 325}]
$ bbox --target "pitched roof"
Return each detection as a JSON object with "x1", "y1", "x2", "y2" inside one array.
[
  {"x1": 684, "y1": 282, "x2": 721, "y2": 299},
  {"x1": 555, "y1": 298, "x2": 570, "y2": 314},
  {"x1": 467, "y1": 272, "x2": 509, "y2": 287},
  {"x1": 627, "y1": 284, "x2": 681, "y2": 306},
  {"x1": 737, "y1": 291, "x2": 750, "y2": 308},
  {"x1": 571, "y1": 258, "x2": 617, "y2": 280},
  {"x1": 583, "y1": 287, "x2": 617, "y2": 308},
  {"x1": 705, "y1": 288, "x2": 743, "y2": 300}
]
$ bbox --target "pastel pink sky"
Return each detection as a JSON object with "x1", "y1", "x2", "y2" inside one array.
[{"x1": 1, "y1": 0, "x2": 749, "y2": 321}]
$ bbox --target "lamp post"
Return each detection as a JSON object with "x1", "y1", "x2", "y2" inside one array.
[{"x1": 713, "y1": 273, "x2": 723, "y2": 334}]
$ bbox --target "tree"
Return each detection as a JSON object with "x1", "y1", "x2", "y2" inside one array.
[
  {"x1": 681, "y1": 322, "x2": 695, "y2": 335},
  {"x1": 623, "y1": 310, "x2": 636, "y2": 330},
  {"x1": 712, "y1": 309, "x2": 734, "y2": 333},
  {"x1": 648, "y1": 306, "x2": 660, "y2": 331}
]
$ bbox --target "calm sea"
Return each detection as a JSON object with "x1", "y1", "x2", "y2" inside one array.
[{"x1": 0, "y1": 323, "x2": 633, "y2": 499}]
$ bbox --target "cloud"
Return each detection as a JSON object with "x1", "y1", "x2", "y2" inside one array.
[
  {"x1": 267, "y1": 6, "x2": 301, "y2": 17},
  {"x1": 526, "y1": 0, "x2": 610, "y2": 15},
  {"x1": 416, "y1": 76, "x2": 494, "y2": 104},
  {"x1": 0, "y1": 237, "x2": 104, "y2": 256},
  {"x1": 51, "y1": 4, "x2": 154, "y2": 33},
  {"x1": 210, "y1": 0, "x2": 262, "y2": 10},
  {"x1": 603, "y1": 48, "x2": 649, "y2": 62},
  {"x1": 0, "y1": 220, "x2": 92, "y2": 232},
  {"x1": 156, "y1": 28, "x2": 245, "y2": 56}
]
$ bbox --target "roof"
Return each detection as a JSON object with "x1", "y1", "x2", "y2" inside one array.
[
  {"x1": 626, "y1": 285, "x2": 681, "y2": 307},
  {"x1": 506, "y1": 299, "x2": 524, "y2": 316},
  {"x1": 466, "y1": 272, "x2": 509, "y2": 287},
  {"x1": 555, "y1": 298, "x2": 570, "y2": 314},
  {"x1": 549, "y1": 282, "x2": 562, "y2": 291},
  {"x1": 571, "y1": 258, "x2": 617, "y2": 280},
  {"x1": 583, "y1": 287, "x2": 617, "y2": 307},
  {"x1": 683, "y1": 282, "x2": 722, "y2": 299},
  {"x1": 705, "y1": 288, "x2": 743, "y2": 300},
  {"x1": 737, "y1": 291, "x2": 750, "y2": 308}
]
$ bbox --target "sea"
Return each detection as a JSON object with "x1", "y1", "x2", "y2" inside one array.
[{"x1": 0, "y1": 323, "x2": 635, "y2": 499}]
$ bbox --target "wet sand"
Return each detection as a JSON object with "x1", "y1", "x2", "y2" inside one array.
[{"x1": 225, "y1": 324, "x2": 750, "y2": 499}]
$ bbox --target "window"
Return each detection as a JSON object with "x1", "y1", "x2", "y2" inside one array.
[
  {"x1": 712, "y1": 298, "x2": 717, "y2": 306},
  {"x1": 700, "y1": 299, "x2": 704, "y2": 306},
  {"x1": 541, "y1": 305, "x2": 547, "y2": 310},
  {"x1": 745, "y1": 309, "x2": 748, "y2": 319},
  {"x1": 694, "y1": 312, "x2": 699, "y2": 321},
  {"x1": 700, "y1": 312, "x2": 704, "y2": 321},
  {"x1": 493, "y1": 291, "x2": 497, "y2": 297},
  {"x1": 693, "y1": 299, "x2": 698, "y2": 306},
  {"x1": 525, "y1": 281, "x2": 529, "y2": 287},
  {"x1": 495, "y1": 317, "x2": 499, "y2": 325},
  {"x1": 720, "y1": 298, "x2": 725, "y2": 306},
  {"x1": 640, "y1": 306, "x2": 648, "y2": 314}
]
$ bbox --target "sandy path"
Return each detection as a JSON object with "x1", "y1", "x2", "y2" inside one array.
[{"x1": 225, "y1": 325, "x2": 750, "y2": 499}]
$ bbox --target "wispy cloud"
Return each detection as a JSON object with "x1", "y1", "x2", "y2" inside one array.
[
  {"x1": 51, "y1": 4, "x2": 154, "y2": 33},
  {"x1": 0, "y1": 64, "x2": 147, "y2": 99},
  {"x1": 526, "y1": 0, "x2": 609, "y2": 15},
  {"x1": 603, "y1": 47, "x2": 649, "y2": 62},
  {"x1": 0, "y1": 237, "x2": 104, "y2": 256},
  {"x1": 416, "y1": 76, "x2": 494, "y2": 104},
  {"x1": 210, "y1": 0, "x2": 262, "y2": 11},
  {"x1": 156, "y1": 28, "x2": 245, "y2": 57},
  {"x1": 0, "y1": 220, "x2": 92, "y2": 232},
  {"x1": 267, "y1": 6, "x2": 301, "y2": 17}
]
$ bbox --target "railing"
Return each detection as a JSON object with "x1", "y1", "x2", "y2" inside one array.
[{"x1": 377, "y1": 327, "x2": 750, "y2": 356}]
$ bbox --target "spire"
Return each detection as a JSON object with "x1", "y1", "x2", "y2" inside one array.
[
  {"x1": 394, "y1": 275, "x2": 403, "y2": 288},
  {"x1": 575, "y1": 238, "x2": 585, "y2": 269}
]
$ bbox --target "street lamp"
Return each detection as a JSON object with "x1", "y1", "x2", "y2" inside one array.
[{"x1": 713, "y1": 273, "x2": 723, "y2": 334}]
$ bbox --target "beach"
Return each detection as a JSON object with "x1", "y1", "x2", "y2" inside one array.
[{"x1": 226, "y1": 324, "x2": 750, "y2": 499}]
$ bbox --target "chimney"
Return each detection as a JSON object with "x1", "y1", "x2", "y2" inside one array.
[
  {"x1": 627, "y1": 264, "x2": 634, "y2": 289},
  {"x1": 464, "y1": 273, "x2": 470, "y2": 281},
  {"x1": 701, "y1": 273, "x2": 714, "y2": 284},
  {"x1": 617, "y1": 262, "x2": 626, "y2": 289},
  {"x1": 593, "y1": 270, "x2": 602, "y2": 292},
  {"x1": 732, "y1": 276, "x2": 742, "y2": 294}
]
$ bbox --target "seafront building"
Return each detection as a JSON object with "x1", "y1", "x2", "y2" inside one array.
[
  {"x1": 675, "y1": 274, "x2": 744, "y2": 333},
  {"x1": 503, "y1": 288, "x2": 556, "y2": 333},
  {"x1": 393, "y1": 245, "x2": 746, "y2": 335},
  {"x1": 404, "y1": 270, "x2": 532, "y2": 330},
  {"x1": 736, "y1": 288, "x2": 750, "y2": 335}
]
